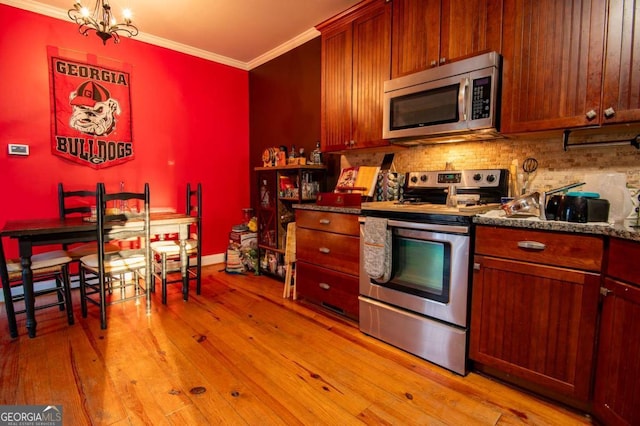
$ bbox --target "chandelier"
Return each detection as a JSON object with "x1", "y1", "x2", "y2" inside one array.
[{"x1": 68, "y1": 0, "x2": 139, "y2": 45}]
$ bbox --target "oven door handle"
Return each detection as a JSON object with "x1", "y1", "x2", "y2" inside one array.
[{"x1": 385, "y1": 219, "x2": 469, "y2": 234}]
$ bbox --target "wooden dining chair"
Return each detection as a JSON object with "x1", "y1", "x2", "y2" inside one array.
[
  {"x1": 58, "y1": 183, "x2": 121, "y2": 279},
  {"x1": 150, "y1": 183, "x2": 202, "y2": 304},
  {"x1": 0, "y1": 237, "x2": 74, "y2": 338},
  {"x1": 78, "y1": 183, "x2": 152, "y2": 329}
]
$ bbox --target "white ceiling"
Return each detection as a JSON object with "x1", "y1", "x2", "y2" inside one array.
[{"x1": 2, "y1": 0, "x2": 362, "y2": 70}]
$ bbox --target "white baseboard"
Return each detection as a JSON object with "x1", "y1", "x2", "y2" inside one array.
[{"x1": 0, "y1": 252, "x2": 227, "y2": 303}]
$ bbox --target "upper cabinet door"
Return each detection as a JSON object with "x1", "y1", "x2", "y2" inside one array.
[
  {"x1": 601, "y1": 0, "x2": 640, "y2": 124},
  {"x1": 350, "y1": 1, "x2": 392, "y2": 149},
  {"x1": 391, "y1": 0, "x2": 441, "y2": 78},
  {"x1": 321, "y1": 24, "x2": 354, "y2": 152},
  {"x1": 391, "y1": 0, "x2": 503, "y2": 79},
  {"x1": 320, "y1": 0, "x2": 391, "y2": 152},
  {"x1": 501, "y1": 0, "x2": 607, "y2": 133},
  {"x1": 439, "y1": 0, "x2": 504, "y2": 65}
]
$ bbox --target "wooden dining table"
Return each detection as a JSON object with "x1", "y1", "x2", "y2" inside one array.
[{"x1": 0, "y1": 212, "x2": 197, "y2": 338}]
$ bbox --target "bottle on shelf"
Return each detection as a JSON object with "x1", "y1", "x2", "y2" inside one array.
[
  {"x1": 311, "y1": 141, "x2": 323, "y2": 165},
  {"x1": 260, "y1": 179, "x2": 270, "y2": 207}
]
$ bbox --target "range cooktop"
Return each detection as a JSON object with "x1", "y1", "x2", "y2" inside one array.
[{"x1": 361, "y1": 169, "x2": 509, "y2": 223}]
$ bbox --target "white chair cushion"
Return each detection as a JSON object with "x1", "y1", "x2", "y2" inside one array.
[
  {"x1": 150, "y1": 239, "x2": 198, "y2": 255},
  {"x1": 80, "y1": 252, "x2": 147, "y2": 274},
  {"x1": 6, "y1": 250, "x2": 72, "y2": 273}
]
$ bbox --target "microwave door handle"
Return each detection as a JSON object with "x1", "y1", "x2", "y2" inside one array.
[{"x1": 459, "y1": 77, "x2": 469, "y2": 121}]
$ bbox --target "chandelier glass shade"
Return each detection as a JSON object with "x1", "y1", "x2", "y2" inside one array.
[{"x1": 68, "y1": 0, "x2": 139, "y2": 45}]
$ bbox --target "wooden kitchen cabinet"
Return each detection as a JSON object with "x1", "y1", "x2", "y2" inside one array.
[
  {"x1": 255, "y1": 166, "x2": 325, "y2": 279},
  {"x1": 295, "y1": 209, "x2": 360, "y2": 319},
  {"x1": 470, "y1": 225, "x2": 603, "y2": 408},
  {"x1": 601, "y1": 0, "x2": 640, "y2": 125},
  {"x1": 318, "y1": 0, "x2": 391, "y2": 152},
  {"x1": 501, "y1": 0, "x2": 640, "y2": 134},
  {"x1": 391, "y1": 0, "x2": 503, "y2": 78},
  {"x1": 593, "y1": 238, "x2": 640, "y2": 425}
]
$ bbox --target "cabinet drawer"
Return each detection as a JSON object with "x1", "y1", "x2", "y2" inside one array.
[
  {"x1": 296, "y1": 210, "x2": 360, "y2": 236},
  {"x1": 475, "y1": 226, "x2": 603, "y2": 272},
  {"x1": 296, "y1": 261, "x2": 359, "y2": 319},
  {"x1": 607, "y1": 238, "x2": 640, "y2": 286},
  {"x1": 296, "y1": 228, "x2": 359, "y2": 276}
]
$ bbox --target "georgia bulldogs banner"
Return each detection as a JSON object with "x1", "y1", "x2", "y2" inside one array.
[{"x1": 48, "y1": 47, "x2": 134, "y2": 169}]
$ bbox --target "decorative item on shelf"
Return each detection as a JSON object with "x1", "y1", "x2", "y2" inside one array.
[
  {"x1": 279, "y1": 175, "x2": 297, "y2": 198},
  {"x1": 310, "y1": 141, "x2": 323, "y2": 165},
  {"x1": 288, "y1": 145, "x2": 297, "y2": 164},
  {"x1": 68, "y1": 0, "x2": 139, "y2": 45},
  {"x1": 277, "y1": 146, "x2": 287, "y2": 166},
  {"x1": 262, "y1": 147, "x2": 277, "y2": 167},
  {"x1": 260, "y1": 180, "x2": 270, "y2": 207}
]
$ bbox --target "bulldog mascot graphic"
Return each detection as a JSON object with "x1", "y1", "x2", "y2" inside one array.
[
  {"x1": 69, "y1": 80, "x2": 121, "y2": 136},
  {"x1": 49, "y1": 51, "x2": 134, "y2": 169}
]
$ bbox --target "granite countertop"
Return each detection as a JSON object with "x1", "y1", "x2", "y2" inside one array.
[
  {"x1": 295, "y1": 204, "x2": 640, "y2": 243},
  {"x1": 293, "y1": 203, "x2": 362, "y2": 215},
  {"x1": 474, "y1": 210, "x2": 640, "y2": 242}
]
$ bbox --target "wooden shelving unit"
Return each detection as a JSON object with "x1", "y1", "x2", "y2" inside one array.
[{"x1": 254, "y1": 165, "x2": 326, "y2": 280}]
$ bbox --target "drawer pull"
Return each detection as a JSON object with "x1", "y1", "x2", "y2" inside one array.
[
  {"x1": 319, "y1": 219, "x2": 331, "y2": 225},
  {"x1": 319, "y1": 247, "x2": 331, "y2": 254},
  {"x1": 517, "y1": 240, "x2": 546, "y2": 250},
  {"x1": 319, "y1": 282, "x2": 330, "y2": 290}
]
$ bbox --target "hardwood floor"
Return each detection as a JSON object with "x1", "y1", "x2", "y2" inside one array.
[{"x1": 0, "y1": 265, "x2": 592, "y2": 425}]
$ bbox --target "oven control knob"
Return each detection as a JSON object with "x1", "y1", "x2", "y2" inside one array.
[
  {"x1": 420, "y1": 175, "x2": 428, "y2": 182},
  {"x1": 473, "y1": 173, "x2": 482, "y2": 182},
  {"x1": 486, "y1": 174, "x2": 496, "y2": 183},
  {"x1": 410, "y1": 175, "x2": 418, "y2": 183}
]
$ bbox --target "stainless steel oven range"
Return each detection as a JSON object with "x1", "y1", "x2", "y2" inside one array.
[{"x1": 359, "y1": 169, "x2": 508, "y2": 375}]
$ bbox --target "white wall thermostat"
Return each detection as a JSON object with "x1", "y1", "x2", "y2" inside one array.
[{"x1": 8, "y1": 144, "x2": 29, "y2": 156}]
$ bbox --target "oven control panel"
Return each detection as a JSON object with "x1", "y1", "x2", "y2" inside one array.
[{"x1": 407, "y1": 169, "x2": 507, "y2": 189}]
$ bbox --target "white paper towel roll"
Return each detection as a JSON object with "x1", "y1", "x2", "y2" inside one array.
[{"x1": 582, "y1": 173, "x2": 633, "y2": 223}]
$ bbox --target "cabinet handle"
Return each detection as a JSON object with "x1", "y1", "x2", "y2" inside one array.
[
  {"x1": 430, "y1": 60, "x2": 437, "y2": 67},
  {"x1": 319, "y1": 219, "x2": 331, "y2": 225},
  {"x1": 517, "y1": 240, "x2": 546, "y2": 250},
  {"x1": 585, "y1": 109, "x2": 597, "y2": 120},
  {"x1": 439, "y1": 57, "x2": 446, "y2": 64},
  {"x1": 473, "y1": 262, "x2": 481, "y2": 271},
  {"x1": 319, "y1": 282, "x2": 330, "y2": 290},
  {"x1": 319, "y1": 247, "x2": 331, "y2": 254},
  {"x1": 603, "y1": 107, "x2": 616, "y2": 118},
  {"x1": 600, "y1": 287, "x2": 613, "y2": 297}
]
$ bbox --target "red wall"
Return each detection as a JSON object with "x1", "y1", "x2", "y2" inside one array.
[{"x1": 0, "y1": 5, "x2": 250, "y2": 259}]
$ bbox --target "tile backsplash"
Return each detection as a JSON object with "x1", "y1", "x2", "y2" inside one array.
[{"x1": 341, "y1": 135, "x2": 640, "y2": 195}]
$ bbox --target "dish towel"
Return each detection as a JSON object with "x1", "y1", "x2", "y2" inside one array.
[{"x1": 363, "y1": 217, "x2": 392, "y2": 283}]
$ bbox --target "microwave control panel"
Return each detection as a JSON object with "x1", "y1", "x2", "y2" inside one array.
[{"x1": 471, "y1": 76, "x2": 492, "y2": 120}]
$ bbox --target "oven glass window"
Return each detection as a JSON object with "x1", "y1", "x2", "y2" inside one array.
[
  {"x1": 390, "y1": 84, "x2": 459, "y2": 130},
  {"x1": 384, "y1": 236, "x2": 451, "y2": 303}
]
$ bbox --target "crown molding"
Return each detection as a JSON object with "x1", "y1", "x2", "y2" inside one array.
[
  {"x1": 1, "y1": 0, "x2": 271, "y2": 71},
  {"x1": 247, "y1": 27, "x2": 320, "y2": 70}
]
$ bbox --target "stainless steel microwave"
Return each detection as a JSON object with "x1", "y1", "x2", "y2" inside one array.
[{"x1": 383, "y1": 51, "x2": 501, "y2": 143}]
